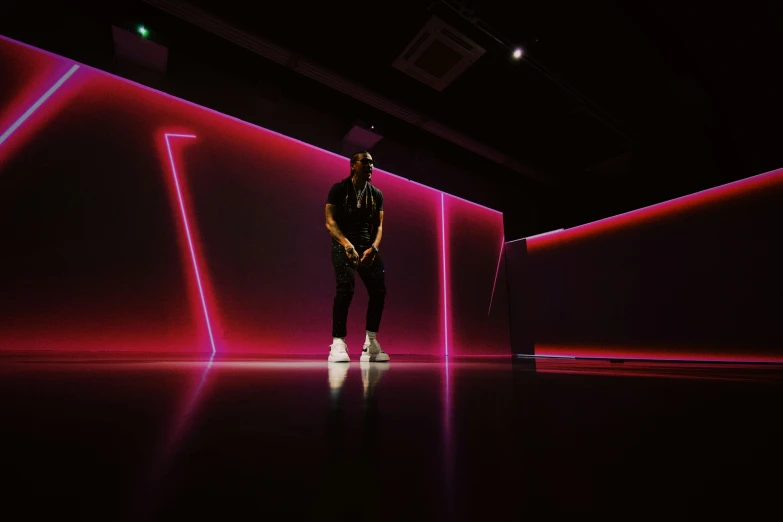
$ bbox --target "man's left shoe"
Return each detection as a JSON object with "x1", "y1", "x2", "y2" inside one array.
[{"x1": 360, "y1": 338, "x2": 390, "y2": 362}]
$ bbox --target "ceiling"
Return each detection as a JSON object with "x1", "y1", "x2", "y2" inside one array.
[
  {"x1": 149, "y1": 0, "x2": 639, "y2": 183},
  {"x1": 130, "y1": 0, "x2": 783, "y2": 187}
]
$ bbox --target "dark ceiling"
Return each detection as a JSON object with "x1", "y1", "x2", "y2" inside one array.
[
  {"x1": 159, "y1": 0, "x2": 637, "y2": 180},
  {"x1": 2, "y1": 0, "x2": 782, "y2": 229},
  {"x1": 181, "y1": 0, "x2": 632, "y2": 177},
  {"x1": 142, "y1": 0, "x2": 783, "y2": 186}
]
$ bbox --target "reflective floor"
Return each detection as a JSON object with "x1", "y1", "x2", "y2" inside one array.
[{"x1": 1, "y1": 353, "x2": 782, "y2": 520}]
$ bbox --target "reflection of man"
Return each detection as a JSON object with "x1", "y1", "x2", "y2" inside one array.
[
  {"x1": 324, "y1": 151, "x2": 390, "y2": 363},
  {"x1": 314, "y1": 362, "x2": 387, "y2": 519}
]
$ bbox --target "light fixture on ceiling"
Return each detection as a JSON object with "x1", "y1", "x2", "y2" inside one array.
[{"x1": 343, "y1": 121, "x2": 383, "y2": 154}]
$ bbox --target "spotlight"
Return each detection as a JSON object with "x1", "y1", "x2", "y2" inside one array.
[
  {"x1": 137, "y1": 25, "x2": 149, "y2": 38},
  {"x1": 512, "y1": 47, "x2": 523, "y2": 60}
]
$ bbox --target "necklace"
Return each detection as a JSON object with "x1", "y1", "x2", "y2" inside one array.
[{"x1": 353, "y1": 181, "x2": 368, "y2": 208}]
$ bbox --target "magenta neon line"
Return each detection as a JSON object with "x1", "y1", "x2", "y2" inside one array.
[
  {"x1": 164, "y1": 133, "x2": 217, "y2": 354},
  {"x1": 529, "y1": 168, "x2": 783, "y2": 242},
  {"x1": 532, "y1": 351, "x2": 783, "y2": 364},
  {"x1": 562, "y1": 172, "x2": 780, "y2": 235},
  {"x1": 441, "y1": 192, "x2": 449, "y2": 357},
  {"x1": 487, "y1": 235, "x2": 505, "y2": 316},
  {"x1": 506, "y1": 228, "x2": 564, "y2": 244},
  {"x1": 0, "y1": 63, "x2": 79, "y2": 149}
]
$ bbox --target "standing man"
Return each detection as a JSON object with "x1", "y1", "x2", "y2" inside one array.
[{"x1": 325, "y1": 151, "x2": 390, "y2": 363}]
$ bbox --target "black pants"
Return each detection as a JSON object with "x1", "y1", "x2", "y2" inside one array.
[{"x1": 331, "y1": 241, "x2": 386, "y2": 338}]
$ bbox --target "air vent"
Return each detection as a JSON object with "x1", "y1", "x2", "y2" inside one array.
[{"x1": 392, "y1": 16, "x2": 485, "y2": 92}]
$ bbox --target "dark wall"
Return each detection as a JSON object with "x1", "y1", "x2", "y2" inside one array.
[{"x1": 506, "y1": 168, "x2": 783, "y2": 362}]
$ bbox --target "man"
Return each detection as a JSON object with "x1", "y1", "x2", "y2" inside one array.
[{"x1": 324, "y1": 151, "x2": 390, "y2": 363}]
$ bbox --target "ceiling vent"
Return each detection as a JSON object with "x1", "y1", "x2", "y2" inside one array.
[{"x1": 392, "y1": 16, "x2": 485, "y2": 92}]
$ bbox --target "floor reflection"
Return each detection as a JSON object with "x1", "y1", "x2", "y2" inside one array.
[
  {"x1": 442, "y1": 356, "x2": 455, "y2": 521},
  {"x1": 315, "y1": 361, "x2": 390, "y2": 521},
  {"x1": 360, "y1": 360, "x2": 390, "y2": 399},
  {"x1": 327, "y1": 361, "x2": 350, "y2": 405},
  {"x1": 2, "y1": 354, "x2": 781, "y2": 520},
  {"x1": 132, "y1": 354, "x2": 215, "y2": 521}
]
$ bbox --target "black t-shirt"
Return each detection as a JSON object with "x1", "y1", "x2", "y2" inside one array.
[{"x1": 327, "y1": 178, "x2": 384, "y2": 245}]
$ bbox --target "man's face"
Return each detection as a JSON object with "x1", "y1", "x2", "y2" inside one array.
[{"x1": 352, "y1": 152, "x2": 374, "y2": 183}]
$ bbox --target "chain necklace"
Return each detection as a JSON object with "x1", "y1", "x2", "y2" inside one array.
[{"x1": 353, "y1": 180, "x2": 368, "y2": 208}]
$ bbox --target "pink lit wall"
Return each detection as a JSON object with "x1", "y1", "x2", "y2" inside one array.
[
  {"x1": 0, "y1": 35, "x2": 509, "y2": 356},
  {"x1": 505, "y1": 167, "x2": 783, "y2": 363}
]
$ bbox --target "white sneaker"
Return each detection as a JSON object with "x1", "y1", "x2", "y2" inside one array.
[
  {"x1": 360, "y1": 338, "x2": 390, "y2": 362},
  {"x1": 328, "y1": 339, "x2": 350, "y2": 362}
]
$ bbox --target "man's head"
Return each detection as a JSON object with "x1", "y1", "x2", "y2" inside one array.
[{"x1": 350, "y1": 151, "x2": 374, "y2": 184}]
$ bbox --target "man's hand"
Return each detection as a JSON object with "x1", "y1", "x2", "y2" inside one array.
[
  {"x1": 345, "y1": 245, "x2": 360, "y2": 267},
  {"x1": 358, "y1": 247, "x2": 376, "y2": 268}
]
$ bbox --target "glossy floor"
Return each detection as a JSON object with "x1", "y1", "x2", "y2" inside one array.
[{"x1": 1, "y1": 353, "x2": 782, "y2": 520}]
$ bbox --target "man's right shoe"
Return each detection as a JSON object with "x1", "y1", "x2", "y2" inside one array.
[{"x1": 328, "y1": 339, "x2": 350, "y2": 362}]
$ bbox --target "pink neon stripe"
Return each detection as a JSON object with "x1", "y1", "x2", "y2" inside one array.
[
  {"x1": 0, "y1": 64, "x2": 79, "y2": 149},
  {"x1": 534, "y1": 344, "x2": 783, "y2": 363},
  {"x1": 535, "y1": 351, "x2": 783, "y2": 364},
  {"x1": 441, "y1": 193, "x2": 449, "y2": 357},
  {"x1": 0, "y1": 34, "x2": 502, "y2": 215},
  {"x1": 164, "y1": 133, "x2": 217, "y2": 354},
  {"x1": 487, "y1": 235, "x2": 505, "y2": 315},
  {"x1": 567, "y1": 171, "x2": 783, "y2": 235},
  {"x1": 528, "y1": 169, "x2": 783, "y2": 251},
  {"x1": 506, "y1": 228, "x2": 564, "y2": 244}
]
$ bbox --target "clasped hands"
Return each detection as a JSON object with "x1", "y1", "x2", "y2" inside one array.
[{"x1": 345, "y1": 245, "x2": 375, "y2": 268}]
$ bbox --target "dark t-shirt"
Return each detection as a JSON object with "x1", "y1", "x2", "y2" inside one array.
[{"x1": 327, "y1": 179, "x2": 384, "y2": 245}]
